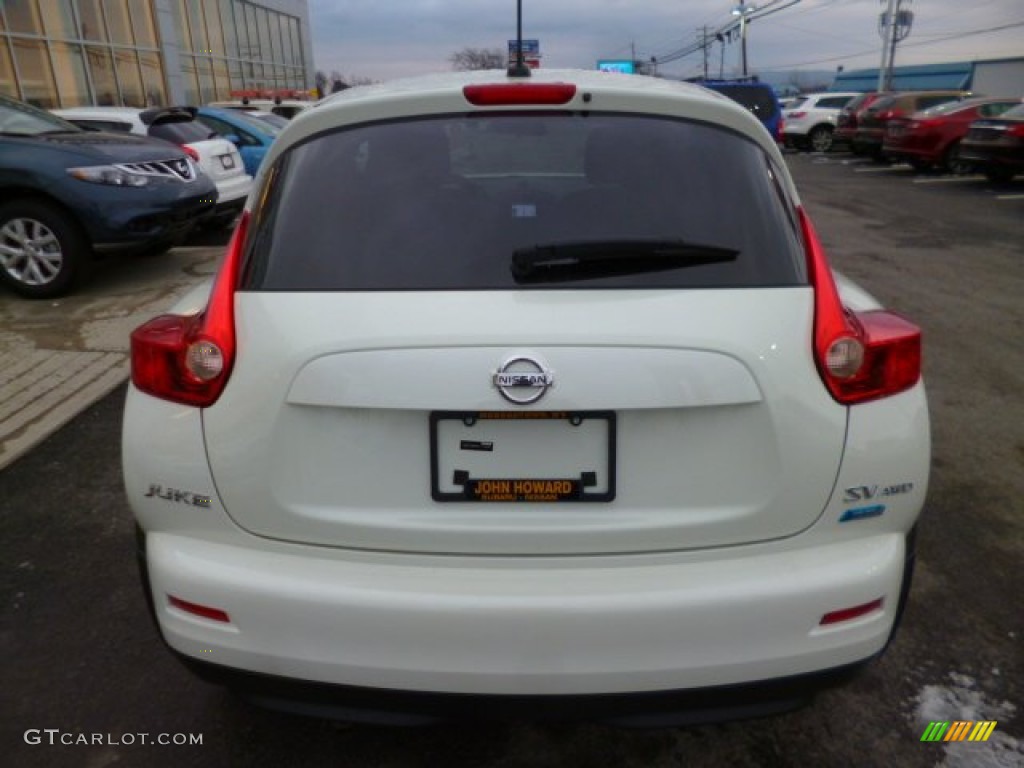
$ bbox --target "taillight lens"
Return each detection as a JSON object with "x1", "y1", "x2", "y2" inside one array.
[
  {"x1": 800, "y1": 207, "x2": 922, "y2": 405},
  {"x1": 788, "y1": 111, "x2": 807, "y2": 119},
  {"x1": 1008, "y1": 123, "x2": 1024, "y2": 139},
  {"x1": 463, "y1": 83, "x2": 577, "y2": 106},
  {"x1": 775, "y1": 116, "x2": 784, "y2": 142},
  {"x1": 181, "y1": 144, "x2": 200, "y2": 162},
  {"x1": 130, "y1": 212, "x2": 249, "y2": 407}
]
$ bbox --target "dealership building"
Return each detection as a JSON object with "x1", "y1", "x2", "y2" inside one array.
[{"x1": 0, "y1": 0, "x2": 314, "y2": 108}]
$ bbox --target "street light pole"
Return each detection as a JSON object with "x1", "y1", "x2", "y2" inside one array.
[{"x1": 732, "y1": 4, "x2": 756, "y2": 78}]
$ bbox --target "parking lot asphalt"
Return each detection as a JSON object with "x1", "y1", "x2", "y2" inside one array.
[{"x1": 0, "y1": 242, "x2": 225, "y2": 471}]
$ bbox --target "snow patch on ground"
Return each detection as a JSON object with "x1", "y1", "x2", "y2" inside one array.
[{"x1": 912, "y1": 672, "x2": 1022, "y2": 768}]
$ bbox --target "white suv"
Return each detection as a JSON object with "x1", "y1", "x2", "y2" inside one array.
[
  {"x1": 783, "y1": 92, "x2": 860, "y2": 152},
  {"x1": 123, "y1": 70, "x2": 929, "y2": 725},
  {"x1": 54, "y1": 106, "x2": 251, "y2": 227}
]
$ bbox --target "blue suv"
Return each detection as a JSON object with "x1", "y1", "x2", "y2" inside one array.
[
  {"x1": 0, "y1": 94, "x2": 217, "y2": 298},
  {"x1": 696, "y1": 80, "x2": 783, "y2": 141}
]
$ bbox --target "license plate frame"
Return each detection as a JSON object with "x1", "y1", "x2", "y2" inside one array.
[
  {"x1": 430, "y1": 411, "x2": 616, "y2": 502},
  {"x1": 219, "y1": 153, "x2": 235, "y2": 170}
]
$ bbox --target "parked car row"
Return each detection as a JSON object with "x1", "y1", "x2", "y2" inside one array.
[
  {"x1": 785, "y1": 89, "x2": 1023, "y2": 182},
  {"x1": 0, "y1": 93, "x2": 306, "y2": 298}
]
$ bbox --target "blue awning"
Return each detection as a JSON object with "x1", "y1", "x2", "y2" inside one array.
[{"x1": 831, "y1": 62, "x2": 973, "y2": 92}]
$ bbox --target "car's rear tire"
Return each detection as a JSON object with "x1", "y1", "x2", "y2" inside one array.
[
  {"x1": 943, "y1": 141, "x2": 973, "y2": 176},
  {"x1": 908, "y1": 158, "x2": 932, "y2": 172},
  {"x1": 0, "y1": 200, "x2": 89, "y2": 299},
  {"x1": 808, "y1": 125, "x2": 833, "y2": 153}
]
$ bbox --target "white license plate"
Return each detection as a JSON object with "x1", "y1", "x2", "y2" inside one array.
[
  {"x1": 430, "y1": 411, "x2": 616, "y2": 502},
  {"x1": 219, "y1": 154, "x2": 235, "y2": 169}
]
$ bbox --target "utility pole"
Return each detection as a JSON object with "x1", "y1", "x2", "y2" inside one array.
[
  {"x1": 701, "y1": 27, "x2": 709, "y2": 79},
  {"x1": 878, "y1": 0, "x2": 913, "y2": 91}
]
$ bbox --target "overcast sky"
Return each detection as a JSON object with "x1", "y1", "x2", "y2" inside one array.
[{"x1": 308, "y1": 0, "x2": 1023, "y2": 83}]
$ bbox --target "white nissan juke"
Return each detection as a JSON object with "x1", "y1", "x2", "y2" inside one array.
[{"x1": 123, "y1": 68, "x2": 930, "y2": 725}]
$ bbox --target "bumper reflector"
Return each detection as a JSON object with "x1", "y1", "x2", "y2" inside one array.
[
  {"x1": 820, "y1": 598, "x2": 883, "y2": 626},
  {"x1": 168, "y1": 595, "x2": 230, "y2": 623}
]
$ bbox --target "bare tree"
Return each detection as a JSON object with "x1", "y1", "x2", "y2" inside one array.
[{"x1": 449, "y1": 47, "x2": 506, "y2": 71}]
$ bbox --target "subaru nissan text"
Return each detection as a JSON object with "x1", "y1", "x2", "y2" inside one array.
[{"x1": 123, "y1": 69, "x2": 930, "y2": 724}]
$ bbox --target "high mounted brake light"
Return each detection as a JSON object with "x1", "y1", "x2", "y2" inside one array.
[
  {"x1": 800, "y1": 207, "x2": 922, "y2": 405},
  {"x1": 463, "y1": 83, "x2": 577, "y2": 106},
  {"x1": 130, "y1": 211, "x2": 249, "y2": 407}
]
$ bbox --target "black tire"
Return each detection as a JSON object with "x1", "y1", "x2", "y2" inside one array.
[
  {"x1": 943, "y1": 141, "x2": 973, "y2": 176},
  {"x1": 908, "y1": 158, "x2": 932, "y2": 172},
  {"x1": 808, "y1": 125, "x2": 834, "y2": 153},
  {"x1": 0, "y1": 199, "x2": 89, "y2": 299},
  {"x1": 984, "y1": 167, "x2": 1015, "y2": 184}
]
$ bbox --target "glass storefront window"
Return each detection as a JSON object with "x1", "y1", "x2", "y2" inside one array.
[
  {"x1": 113, "y1": 47, "x2": 145, "y2": 106},
  {"x1": 138, "y1": 50, "x2": 166, "y2": 106},
  {"x1": 170, "y1": 0, "x2": 190, "y2": 52},
  {"x1": 244, "y1": 3, "x2": 260, "y2": 60},
  {"x1": 44, "y1": 0, "x2": 79, "y2": 40},
  {"x1": 10, "y1": 37, "x2": 57, "y2": 107},
  {"x1": 4, "y1": 1, "x2": 45, "y2": 36},
  {"x1": 290, "y1": 19, "x2": 303, "y2": 67},
  {"x1": 85, "y1": 45, "x2": 117, "y2": 104},
  {"x1": 203, "y1": 0, "x2": 225, "y2": 57},
  {"x1": 194, "y1": 54, "x2": 215, "y2": 103},
  {"x1": 279, "y1": 18, "x2": 294, "y2": 69},
  {"x1": 104, "y1": 0, "x2": 134, "y2": 46},
  {"x1": 211, "y1": 57, "x2": 230, "y2": 100},
  {"x1": 258, "y1": 8, "x2": 272, "y2": 66},
  {"x1": 186, "y1": 0, "x2": 208, "y2": 55},
  {"x1": 227, "y1": 59, "x2": 243, "y2": 93},
  {"x1": 128, "y1": 0, "x2": 158, "y2": 48},
  {"x1": 219, "y1": 0, "x2": 239, "y2": 59},
  {"x1": 50, "y1": 42, "x2": 91, "y2": 106},
  {"x1": 78, "y1": 0, "x2": 109, "y2": 42},
  {"x1": 0, "y1": 41, "x2": 18, "y2": 98},
  {"x1": 179, "y1": 55, "x2": 200, "y2": 104}
]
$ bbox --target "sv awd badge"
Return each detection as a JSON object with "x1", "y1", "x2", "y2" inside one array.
[{"x1": 493, "y1": 356, "x2": 554, "y2": 405}]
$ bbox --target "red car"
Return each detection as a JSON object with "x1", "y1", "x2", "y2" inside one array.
[
  {"x1": 853, "y1": 91, "x2": 965, "y2": 159},
  {"x1": 883, "y1": 97, "x2": 1022, "y2": 173},
  {"x1": 834, "y1": 92, "x2": 889, "y2": 152}
]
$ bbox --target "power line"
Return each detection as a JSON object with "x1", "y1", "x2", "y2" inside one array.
[{"x1": 757, "y1": 19, "x2": 1024, "y2": 71}]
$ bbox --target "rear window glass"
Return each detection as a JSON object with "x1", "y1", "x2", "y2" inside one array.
[
  {"x1": 148, "y1": 119, "x2": 213, "y2": 143},
  {"x1": 817, "y1": 96, "x2": 854, "y2": 110},
  {"x1": 703, "y1": 85, "x2": 779, "y2": 120},
  {"x1": 243, "y1": 113, "x2": 805, "y2": 291}
]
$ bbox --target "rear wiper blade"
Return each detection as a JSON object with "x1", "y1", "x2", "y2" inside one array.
[{"x1": 511, "y1": 239, "x2": 739, "y2": 283}]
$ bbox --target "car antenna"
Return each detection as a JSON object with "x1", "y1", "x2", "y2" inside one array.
[{"x1": 507, "y1": 0, "x2": 531, "y2": 78}]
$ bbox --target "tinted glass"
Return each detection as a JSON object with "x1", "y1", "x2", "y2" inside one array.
[
  {"x1": 0, "y1": 94, "x2": 80, "y2": 133},
  {"x1": 705, "y1": 84, "x2": 779, "y2": 119},
  {"x1": 998, "y1": 103, "x2": 1024, "y2": 119},
  {"x1": 817, "y1": 96, "x2": 854, "y2": 109},
  {"x1": 243, "y1": 114, "x2": 805, "y2": 292},
  {"x1": 148, "y1": 119, "x2": 214, "y2": 143}
]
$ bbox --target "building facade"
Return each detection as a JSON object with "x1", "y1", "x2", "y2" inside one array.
[{"x1": 0, "y1": 0, "x2": 314, "y2": 108}]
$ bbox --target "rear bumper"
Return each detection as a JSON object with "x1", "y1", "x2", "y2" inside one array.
[
  {"x1": 140, "y1": 528, "x2": 911, "y2": 711},
  {"x1": 213, "y1": 173, "x2": 252, "y2": 207}
]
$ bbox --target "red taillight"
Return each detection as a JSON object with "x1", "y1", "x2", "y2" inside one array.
[
  {"x1": 799, "y1": 207, "x2": 922, "y2": 405},
  {"x1": 181, "y1": 144, "x2": 200, "y2": 162},
  {"x1": 168, "y1": 595, "x2": 230, "y2": 623},
  {"x1": 1008, "y1": 123, "x2": 1024, "y2": 138},
  {"x1": 788, "y1": 111, "x2": 807, "y2": 119},
  {"x1": 775, "y1": 115, "x2": 784, "y2": 142},
  {"x1": 820, "y1": 598, "x2": 883, "y2": 626},
  {"x1": 130, "y1": 211, "x2": 249, "y2": 407},
  {"x1": 463, "y1": 83, "x2": 577, "y2": 106}
]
